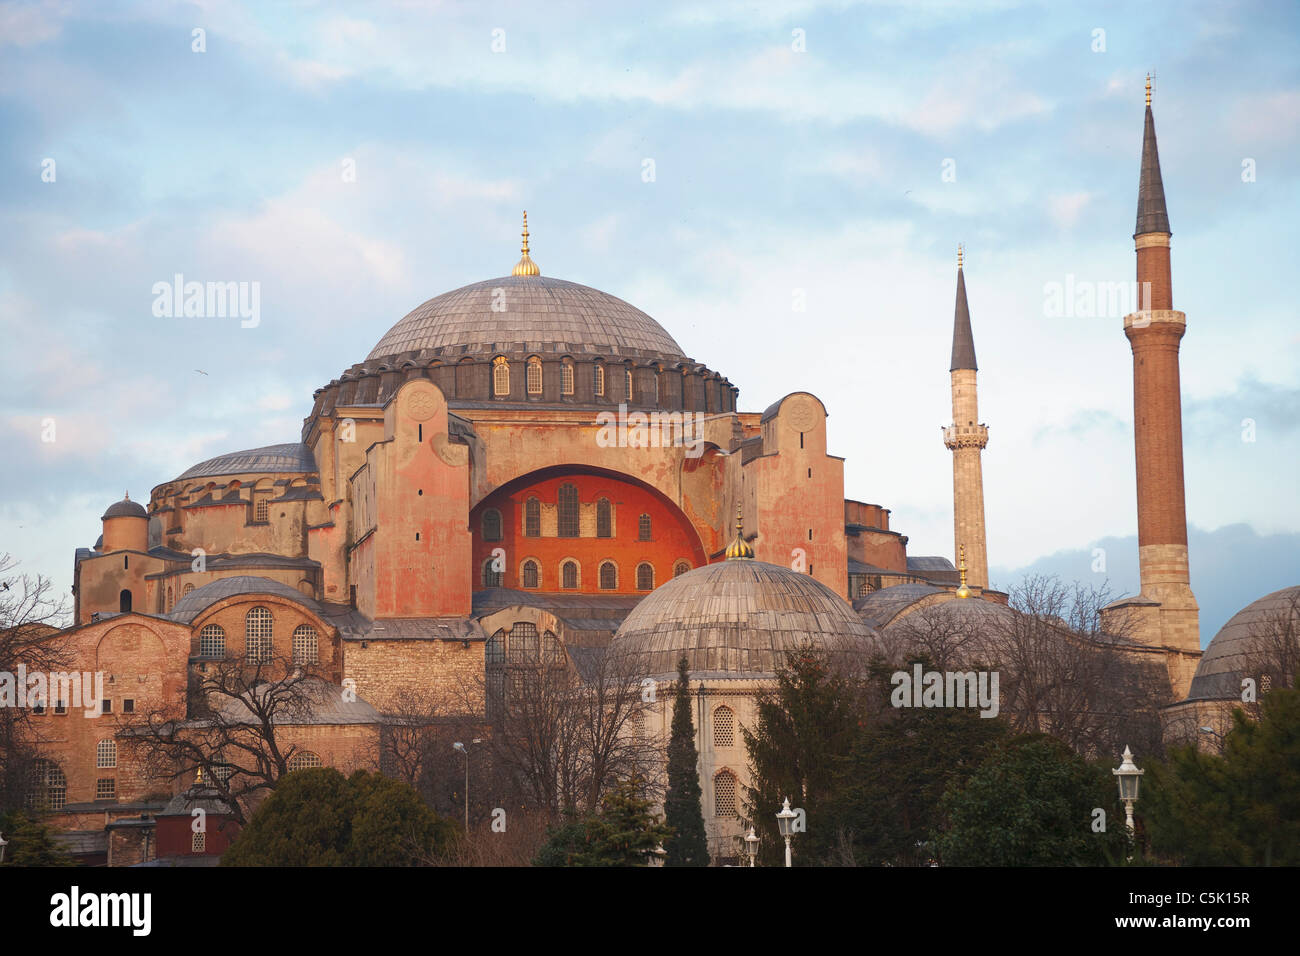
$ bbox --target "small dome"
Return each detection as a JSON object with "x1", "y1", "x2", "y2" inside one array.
[
  {"x1": 102, "y1": 495, "x2": 147, "y2": 520},
  {"x1": 1187, "y1": 585, "x2": 1300, "y2": 700},
  {"x1": 612, "y1": 559, "x2": 875, "y2": 678}
]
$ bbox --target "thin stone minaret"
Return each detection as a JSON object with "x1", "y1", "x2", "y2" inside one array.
[
  {"x1": 1122, "y1": 77, "x2": 1199, "y2": 660},
  {"x1": 943, "y1": 245, "x2": 989, "y2": 589}
]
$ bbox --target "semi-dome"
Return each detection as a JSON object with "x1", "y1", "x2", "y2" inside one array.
[
  {"x1": 1187, "y1": 585, "x2": 1300, "y2": 700},
  {"x1": 169, "y1": 575, "x2": 321, "y2": 624},
  {"x1": 176, "y1": 443, "x2": 317, "y2": 481},
  {"x1": 367, "y1": 275, "x2": 685, "y2": 363},
  {"x1": 612, "y1": 558, "x2": 876, "y2": 679},
  {"x1": 102, "y1": 494, "x2": 147, "y2": 520}
]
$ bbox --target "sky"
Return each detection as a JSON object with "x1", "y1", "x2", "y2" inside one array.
[{"x1": 1, "y1": 0, "x2": 1297, "y2": 645}]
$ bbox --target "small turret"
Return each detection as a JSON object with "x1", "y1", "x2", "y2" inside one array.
[{"x1": 101, "y1": 491, "x2": 148, "y2": 553}]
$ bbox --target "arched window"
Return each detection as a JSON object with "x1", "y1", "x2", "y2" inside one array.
[
  {"x1": 486, "y1": 630, "x2": 505, "y2": 718},
  {"x1": 165, "y1": 586, "x2": 173, "y2": 611},
  {"x1": 714, "y1": 769, "x2": 738, "y2": 817},
  {"x1": 599, "y1": 561, "x2": 617, "y2": 590},
  {"x1": 292, "y1": 624, "x2": 318, "y2": 665},
  {"x1": 543, "y1": 631, "x2": 564, "y2": 666},
  {"x1": 492, "y1": 356, "x2": 510, "y2": 396},
  {"x1": 245, "y1": 606, "x2": 273, "y2": 663},
  {"x1": 561, "y1": 560, "x2": 578, "y2": 589},
  {"x1": 97, "y1": 738, "x2": 118, "y2": 769},
  {"x1": 521, "y1": 559, "x2": 540, "y2": 589},
  {"x1": 638, "y1": 513, "x2": 652, "y2": 540},
  {"x1": 557, "y1": 482, "x2": 578, "y2": 538},
  {"x1": 199, "y1": 624, "x2": 226, "y2": 658},
  {"x1": 636, "y1": 562, "x2": 654, "y2": 591},
  {"x1": 594, "y1": 363, "x2": 605, "y2": 396},
  {"x1": 287, "y1": 751, "x2": 322, "y2": 772},
  {"x1": 482, "y1": 508, "x2": 503, "y2": 541},
  {"x1": 713, "y1": 705, "x2": 735, "y2": 748},
  {"x1": 596, "y1": 498, "x2": 612, "y2": 538},
  {"x1": 561, "y1": 359, "x2": 575, "y2": 395},
  {"x1": 119, "y1": 589, "x2": 132, "y2": 613},
  {"x1": 483, "y1": 556, "x2": 503, "y2": 588},
  {"x1": 183, "y1": 583, "x2": 194, "y2": 595},
  {"x1": 27, "y1": 760, "x2": 66, "y2": 811},
  {"x1": 625, "y1": 367, "x2": 634, "y2": 403},
  {"x1": 652, "y1": 370, "x2": 660, "y2": 403},
  {"x1": 674, "y1": 560, "x2": 691, "y2": 578},
  {"x1": 526, "y1": 356, "x2": 543, "y2": 394},
  {"x1": 524, "y1": 497, "x2": 540, "y2": 537}
]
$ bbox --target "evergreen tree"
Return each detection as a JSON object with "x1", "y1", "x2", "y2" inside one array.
[
  {"x1": 0, "y1": 809, "x2": 75, "y2": 866},
  {"x1": 533, "y1": 778, "x2": 671, "y2": 866},
  {"x1": 934, "y1": 734, "x2": 1131, "y2": 866},
  {"x1": 221, "y1": 768, "x2": 456, "y2": 866},
  {"x1": 662, "y1": 656, "x2": 709, "y2": 866},
  {"x1": 1143, "y1": 683, "x2": 1300, "y2": 865},
  {"x1": 742, "y1": 645, "x2": 861, "y2": 866}
]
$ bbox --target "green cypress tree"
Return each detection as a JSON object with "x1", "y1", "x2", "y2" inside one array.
[{"x1": 662, "y1": 656, "x2": 709, "y2": 866}]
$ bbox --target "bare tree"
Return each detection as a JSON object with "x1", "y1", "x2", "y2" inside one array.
[
  {"x1": 0, "y1": 554, "x2": 71, "y2": 813},
  {"x1": 123, "y1": 653, "x2": 330, "y2": 824}
]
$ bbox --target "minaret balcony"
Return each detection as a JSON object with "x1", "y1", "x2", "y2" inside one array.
[{"x1": 943, "y1": 423, "x2": 989, "y2": 450}]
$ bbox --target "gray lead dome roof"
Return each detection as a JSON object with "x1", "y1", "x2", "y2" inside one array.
[
  {"x1": 1187, "y1": 585, "x2": 1300, "y2": 700},
  {"x1": 612, "y1": 559, "x2": 875, "y2": 678},
  {"x1": 177, "y1": 443, "x2": 317, "y2": 481},
  {"x1": 367, "y1": 275, "x2": 686, "y2": 361}
]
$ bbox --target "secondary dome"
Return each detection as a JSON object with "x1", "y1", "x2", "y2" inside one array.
[
  {"x1": 367, "y1": 275, "x2": 685, "y2": 362},
  {"x1": 102, "y1": 494, "x2": 147, "y2": 520},
  {"x1": 612, "y1": 559, "x2": 876, "y2": 678},
  {"x1": 1187, "y1": 585, "x2": 1300, "y2": 700}
]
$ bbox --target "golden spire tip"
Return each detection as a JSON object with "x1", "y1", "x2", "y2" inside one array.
[
  {"x1": 512, "y1": 210, "x2": 540, "y2": 277},
  {"x1": 1145, "y1": 73, "x2": 1151, "y2": 107},
  {"x1": 726, "y1": 502, "x2": 754, "y2": 560},
  {"x1": 957, "y1": 243, "x2": 963, "y2": 270},
  {"x1": 955, "y1": 544, "x2": 971, "y2": 598}
]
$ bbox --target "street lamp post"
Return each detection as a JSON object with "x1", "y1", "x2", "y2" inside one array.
[
  {"x1": 776, "y1": 798, "x2": 797, "y2": 868},
  {"x1": 744, "y1": 826, "x2": 759, "y2": 867},
  {"x1": 452, "y1": 738, "x2": 483, "y2": 836},
  {"x1": 1112, "y1": 745, "x2": 1145, "y2": 835}
]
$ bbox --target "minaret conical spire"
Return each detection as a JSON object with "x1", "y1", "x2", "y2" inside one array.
[
  {"x1": 1135, "y1": 76, "x2": 1170, "y2": 237},
  {"x1": 950, "y1": 244, "x2": 977, "y2": 372}
]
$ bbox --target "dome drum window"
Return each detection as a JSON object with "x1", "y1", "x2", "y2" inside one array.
[
  {"x1": 526, "y1": 356, "x2": 543, "y2": 395},
  {"x1": 493, "y1": 357, "x2": 510, "y2": 397}
]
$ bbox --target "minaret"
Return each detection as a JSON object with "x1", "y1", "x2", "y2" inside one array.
[
  {"x1": 943, "y1": 245, "x2": 990, "y2": 589},
  {"x1": 1122, "y1": 76, "x2": 1199, "y2": 657}
]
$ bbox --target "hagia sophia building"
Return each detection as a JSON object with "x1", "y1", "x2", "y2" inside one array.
[{"x1": 22, "y1": 83, "x2": 1297, "y2": 864}]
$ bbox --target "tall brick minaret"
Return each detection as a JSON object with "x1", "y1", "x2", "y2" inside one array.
[
  {"x1": 943, "y1": 246, "x2": 989, "y2": 589},
  {"x1": 1121, "y1": 77, "x2": 1200, "y2": 668}
]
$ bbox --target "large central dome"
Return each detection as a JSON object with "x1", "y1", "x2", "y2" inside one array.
[{"x1": 367, "y1": 275, "x2": 685, "y2": 362}]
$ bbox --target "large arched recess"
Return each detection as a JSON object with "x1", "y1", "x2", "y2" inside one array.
[{"x1": 469, "y1": 465, "x2": 708, "y2": 594}]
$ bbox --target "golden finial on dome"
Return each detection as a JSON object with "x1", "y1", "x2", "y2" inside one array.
[
  {"x1": 725, "y1": 503, "x2": 754, "y2": 560},
  {"x1": 195, "y1": 765, "x2": 204, "y2": 784},
  {"x1": 512, "y1": 210, "x2": 540, "y2": 277},
  {"x1": 1145, "y1": 73, "x2": 1151, "y2": 107},
  {"x1": 955, "y1": 544, "x2": 971, "y2": 599}
]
